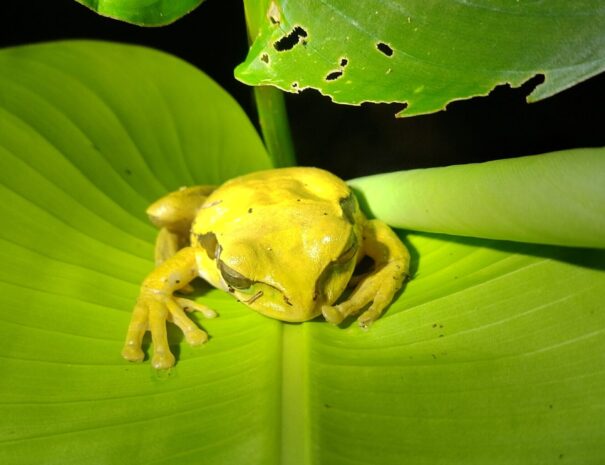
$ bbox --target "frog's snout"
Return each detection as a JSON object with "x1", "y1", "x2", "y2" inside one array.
[
  {"x1": 282, "y1": 292, "x2": 323, "y2": 322},
  {"x1": 242, "y1": 283, "x2": 322, "y2": 323}
]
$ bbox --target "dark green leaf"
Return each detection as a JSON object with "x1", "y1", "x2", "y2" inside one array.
[
  {"x1": 236, "y1": 0, "x2": 605, "y2": 116},
  {"x1": 74, "y1": 0, "x2": 204, "y2": 26}
]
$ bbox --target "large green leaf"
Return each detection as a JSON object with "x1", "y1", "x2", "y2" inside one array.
[
  {"x1": 305, "y1": 235, "x2": 605, "y2": 465},
  {"x1": 235, "y1": 0, "x2": 605, "y2": 116},
  {"x1": 0, "y1": 41, "x2": 277, "y2": 464},
  {"x1": 1, "y1": 41, "x2": 604, "y2": 465},
  {"x1": 74, "y1": 0, "x2": 204, "y2": 26}
]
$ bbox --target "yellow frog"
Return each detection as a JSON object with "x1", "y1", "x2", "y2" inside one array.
[{"x1": 122, "y1": 167, "x2": 410, "y2": 369}]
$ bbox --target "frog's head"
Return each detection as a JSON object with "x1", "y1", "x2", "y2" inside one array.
[{"x1": 195, "y1": 193, "x2": 364, "y2": 322}]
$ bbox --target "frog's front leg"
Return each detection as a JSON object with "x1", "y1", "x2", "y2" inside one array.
[
  {"x1": 322, "y1": 220, "x2": 410, "y2": 328},
  {"x1": 122, "y1": 247, "x2": 215, "y2": 369}
]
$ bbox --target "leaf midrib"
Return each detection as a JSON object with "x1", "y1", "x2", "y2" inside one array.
[{"x1": 281, "y1": 323, "x2": 311, "y2": 465}]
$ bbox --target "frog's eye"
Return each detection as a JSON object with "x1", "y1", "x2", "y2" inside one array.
[
  {"x1": 337, "y1": 240, "x2": 358, "y2": 264},
  {"x1": 339, "y1": 192, "x2": 357, "y2": 224},
  {"x1": 197, "y1": 232, "x2": 222, "y2": 259},
  {"x1": 218, "y1": 260, "x2": 254, "y2": 290},
  {"x1": 315, "y1": 236, "x2": 358, "y2": 303},
  {"x1": 336, "y1": 232, "x2": 359, "y2": 264}
]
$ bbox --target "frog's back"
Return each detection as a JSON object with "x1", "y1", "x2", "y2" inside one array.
[
  {"x1": 220, "y1": 167, "x2": 350, "y2": 206},
  {"x1": 193, "y1": 167, "x2": 353, "y2": 232}
]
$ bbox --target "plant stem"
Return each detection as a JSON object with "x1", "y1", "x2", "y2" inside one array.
[
  {"x1": 253, "y1": 86, "x2": 297, "y2": 167},
  {"x1": 243, "y1": 0, "x2": 297, "y2": 168}
]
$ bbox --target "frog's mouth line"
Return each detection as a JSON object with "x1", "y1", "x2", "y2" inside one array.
[
  {"x1": 235, "y1": 282, "x2": 297, "y2": 313},
  {"x1": 243, "y1": 290, "x2": 263, "y2": 305}
]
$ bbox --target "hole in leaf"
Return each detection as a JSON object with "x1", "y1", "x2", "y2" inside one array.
[
  {"x1": 292, "y1": 82, "x2": 299, "y2": 88},
  {"x1": 520, "y1": 73, "x2": 546, "y2": 94},
  {"x1": 261, "y1": 53, "x2": 269, "y2": 64},
  {"x1": 325, "y1": 70, "x2": 343, "y2": 81},
  {"x1": 268, "y1": 1, "x2": 280, "y2": 25},
  {"x1": 376, "y1": 42, "x2": 394, "y2": 57},
  {"x1": 340, "y1": 58, "x2": 348, "y2": 67},
  {"x1": 274, "y1": 26, "x2": 308, "y2": 52}
]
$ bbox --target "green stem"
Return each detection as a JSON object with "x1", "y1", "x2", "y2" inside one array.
[
  {"x1": 242, "y1": 0, "x2": 297, "y2": 168},
  {"x1": 253, "y1": 86, "x2": 297, "y2": 167}
]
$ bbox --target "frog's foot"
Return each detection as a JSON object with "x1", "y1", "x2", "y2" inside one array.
[
  {"x1": 322, "y1": 260, "x2": 409, "y2": 328},
  {"x1": 122, "y1": 292, "x2": 216, "y2": 369}
]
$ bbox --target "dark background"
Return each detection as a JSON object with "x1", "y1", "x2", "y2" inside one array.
[{"x1": 2, "y1": 0, "x2": 604, "y2": 179}]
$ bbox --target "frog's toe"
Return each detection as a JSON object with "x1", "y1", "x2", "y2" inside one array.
[
  {"x1": 185, "y1": 328, "x2": 208, "y2": 346},
  {"x1": 357, "y1": 309, "x2": 380, "y2": 329},
  {"x1": 166, "y1": 298, "x2": 210, "y2": 347},
  {"x1": 322, "y1": 305, "x2": 345, "y2": 324},
  {"x1": 122, "y1": 302, "x2": 150, "y2": 363},
  {"x1": 152, "y1": 351, "x2": 176, "y2": 370},
  {"x1": 356, "y1": 285, "x2": 399, "y2": 328},
  {"x1": 121, "y1": 344, "x2": 145, "y2": 363},
  {"x1": 175, "y1": 297, "x2": 218, "y2": 319}
]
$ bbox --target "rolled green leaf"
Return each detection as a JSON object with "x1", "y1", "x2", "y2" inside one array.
[
  {"x1": 349, "y1": 148, "x2": 605, "y2": 249},
  {"x1": 74, "y1": 0, "x2": 204, "y2": 26},
  {"x1": 236, "y1": 0, "x2": 605, "y2": 116}
]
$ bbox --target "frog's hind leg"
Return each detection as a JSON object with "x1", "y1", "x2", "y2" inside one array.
[
  {"x1": 322, "y1": 219, "x2": 410, "y2": 328},
  {"x1": 154, "y1": 228, "x2": 182, "y2": 267},
  {"x1": 147, "y1": 185, "x2": 216, "y2": 266}
]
